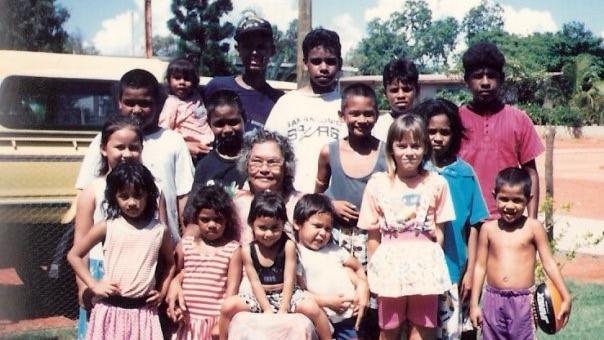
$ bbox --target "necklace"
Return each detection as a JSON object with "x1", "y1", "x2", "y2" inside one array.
[{"x1": 215, "y1": 149, "x2": 240, "y2": 160}]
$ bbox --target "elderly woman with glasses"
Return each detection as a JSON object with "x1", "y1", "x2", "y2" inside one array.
[
  {"x1": 166, "y1": 129, "x2": 318, "y2": 339},
  {"x1": 233, "y1": 129, "x2": 303, "y2": 244}
]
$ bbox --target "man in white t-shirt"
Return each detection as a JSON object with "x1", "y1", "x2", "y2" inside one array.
[
  {"x1": 264, "y1": 28, "x2": 346, "y2": 193},
  {"x1": 75, "y1": 69, "x2": 194, "y2": 242}
]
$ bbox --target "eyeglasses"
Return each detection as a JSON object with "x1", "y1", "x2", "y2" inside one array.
[
  {"x1": 121, "y1": 99, "x2": 154, "y2": 108},
  {"x1": 308, "y1": 57, "x2": 339, "y2": 66},
  {"x1": 428, "y1": 128, "x2": 452, "y2": 136},
  {"x1": 248, "y1": 158, "x2": 284, "y2": 170}
]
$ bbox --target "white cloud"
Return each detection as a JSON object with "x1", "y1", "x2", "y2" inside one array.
[
  {"x1": 93, "y1": 11, "x2": 141, "y2": 56},
  {"x1": 364, "y1": 0, "x2": 480, "y2": 23},
  {"x1": 93, "y1": 0, "x2": 172, "y2": 56},
  {"x1": 427, "y1": 0, "x2": 481, "y2": 21},
  {"x1": 137, "y1": 0, "x2": 172, "y2": 37},
  {"x1": 364, "y1": 0, "x2": 558, "y2": 36},
  {"x1": 364, "y1": 0, "x2": 401, "y2": 22},
  {"x1": 90, "y1": 0, "x2": 298, "y2": 56},
  {"x1": 501, "y1": 5, "x2": 557, "y2": 35},
  {"x1": 330, "y1": 13, "x2": 363, "y2": 57},
  {"x1": 227, "y1": 0, "x2": 297, "y2": 32}
]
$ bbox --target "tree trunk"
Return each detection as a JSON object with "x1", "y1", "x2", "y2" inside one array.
[
  {"x1": 296, "y1": 0, "x2": 311, "y2": 88},
  {"x1": 544, "y1": 125, "x2": 556, "y2": 240},
  {"x1": 145, "y1": 0, "x2": 152, "y2": 58}
]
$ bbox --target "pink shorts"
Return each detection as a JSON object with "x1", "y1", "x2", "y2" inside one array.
[{"x1": 377, "y1": 295, "x2": 438, "y2": 329}]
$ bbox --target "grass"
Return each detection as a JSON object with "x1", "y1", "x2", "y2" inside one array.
[
  {"x1": 1, "y1": 280, "x2": 602, "y2": 340},
  {"x1": 536, "y1": 280, "x2": 604, "y2": 340},
  {"x1": 0, "y1": 327, "x2": 75, "y2": 340}
]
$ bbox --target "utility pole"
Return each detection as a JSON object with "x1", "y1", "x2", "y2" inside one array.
[
  {"x1": 131, "y1": 11, "x2": 135, "y2": 56},
  {"x1": 297, "y1": 0, "x2": 311, "y2": 87},
  {"x1": 145, "y1": 0, "x2": 152, "y2": 58}
]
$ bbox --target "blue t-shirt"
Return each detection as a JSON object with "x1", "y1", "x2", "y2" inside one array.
[
  {"x1": 193, "y1": 150, "x2": 246, "y2": 192},
  {"x1": 204, "y1": 76, "x2": 283, "y2": 132},
  {"x1": 426, "y1": 157, "x2": 489, "y2": 283}
]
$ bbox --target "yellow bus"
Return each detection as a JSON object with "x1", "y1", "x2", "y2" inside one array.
[{"x1": 0, "y1": 50, "x2": 294, "y2": 316}]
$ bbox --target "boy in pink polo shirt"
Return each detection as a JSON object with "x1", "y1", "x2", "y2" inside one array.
[{"x1": 458, "y1": 42, "x2": 544, "y2": 220}]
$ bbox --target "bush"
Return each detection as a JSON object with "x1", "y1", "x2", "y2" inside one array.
[{"x1": 520, "y1": 104, "x2": 583, "y2": 127}]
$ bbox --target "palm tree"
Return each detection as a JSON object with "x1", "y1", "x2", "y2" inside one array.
[{"x1": 561, "y1": 54, "x2": 603, "y2": 125}]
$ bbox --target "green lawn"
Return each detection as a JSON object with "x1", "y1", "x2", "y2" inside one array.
[{"x1": 2, "y1": 280, "x2": 602, "y2": 340}]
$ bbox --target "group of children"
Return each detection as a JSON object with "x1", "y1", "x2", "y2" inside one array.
[{"x1": 66, "y1": 11, "x2": 573, "y2": 340}]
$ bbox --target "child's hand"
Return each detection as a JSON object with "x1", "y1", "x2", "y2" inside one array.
[
  {"x1": 558, "y1": 298, "x2": 572, "y2": 330},
  {"x1": 354, "y1": 306, "x2": 365, "y2": 331},
  {"x1": 81, "y1": 287, "x2": 95, "y2": 311},
  {"x1": 469, "y1": 305, "x2": 482, "y2": 329},
  {"x1": 168, "y1": 305, "x2": 185, "y2": 323},
  {"x1": 326, "y1": 294, "x2": 354, "y2": 315},
  {"x1": 210, "y1": 322, "x2": 220, "y2": 340},
  {"x1": 166, "y1": 280, "x2": 187, "y2": 320},
  {"x1": 460, "y1": 272, "x2": 473, "y2": 302},
  {"x1": 187, "y1": 141, "x2": 212, "y2": 158},
  {"x1": 332, "y1": 201, "x2": 359, "y2": 222},
  {"x1": 145, "y1": 289, "x2": 163, "y2": 308},
  {"x1": 90, "y1": 280, "x2": 120, "y2": 299},
  {"x1": 353, "y1": 281, "x2": 370, "y2": 315}
]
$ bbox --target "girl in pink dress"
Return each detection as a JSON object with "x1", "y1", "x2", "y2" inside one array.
[
  {"x1": 170, "y1": 184, "x2": 242, "y2": 340},
  {"x1": 159, "y1": 56, "x2": 213, "y2": 161},
  {"x1": 68, "y1": 162, "x2": 175, "y2": 340},
  {"x1": 357, "y1": 114, "x2": 455, "y2": 340}
]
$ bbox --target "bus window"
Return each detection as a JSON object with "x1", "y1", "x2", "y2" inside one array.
[{"x1": 0, "y1": 76, "x2": 119, "y2": 130}]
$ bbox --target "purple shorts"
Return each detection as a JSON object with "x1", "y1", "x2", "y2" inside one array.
[{"x1": 481, "y1": 285, "x2": 536, "y2": 340}]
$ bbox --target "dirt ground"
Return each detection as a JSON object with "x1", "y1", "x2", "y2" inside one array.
[
  {"x1": 1, "y1": 136, "x2": 603, "y2": 335},
  {"x1": 537, "y1": 136, "x2": 604, "y2": 284}
]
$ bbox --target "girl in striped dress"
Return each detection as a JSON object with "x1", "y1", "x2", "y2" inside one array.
[{"x1": 171, "y1": 184, "x2": 242, "y2": 340}]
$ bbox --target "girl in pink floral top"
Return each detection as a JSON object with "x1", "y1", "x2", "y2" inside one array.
[
  {"x1": 358, "y1": 114, "x2": 455, "y2": 340},
  {"x1": 159, "y1": 57, "x2": 213, "y2": 161}
]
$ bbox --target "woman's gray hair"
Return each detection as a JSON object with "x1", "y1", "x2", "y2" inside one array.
[{"x1": 237, "y1": 129, "x2": 296, "y2": 197}]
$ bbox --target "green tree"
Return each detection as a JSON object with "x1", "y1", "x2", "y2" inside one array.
[
  {"x1": 419, "y1": 17, "x2": 459, "y2": 71},
  {"x1": 0, "y1": 0, "x2": 69, "y2": 52},
  {"x1": 462, "y1": 0, "x2": 504, "y2": 44},
  {"x1": 64, "y1": 32, "x2": 99, "y2": 55},
  {"x1": 348, "y1": 18, "x2": 409, "y2": 75},
  {"x1": 548, "y1": 22, "x2": 604, "y2": 71},
  {"x1": 274, "y1": 19, "x2": 297, "y2": 64},
  {"x1": 266, "y1": 19, "x2": 297, "y2": 81},
  {"x1": 348, "y1": 0, "x2": 458, "y2": 74},
  {"x1": 152, "y1": 35, "x2": 180, "y2": 59},
  {"x1": 167, "y1": 0, "x2": 235, "y2": 76},
  {"x1": 560, "y1": 54, "x2": 604, "y2": 124}
]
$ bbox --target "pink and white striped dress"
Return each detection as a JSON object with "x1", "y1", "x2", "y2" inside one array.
[
  {"x1": 174, "y1": 236, "x2": 240, "y2": 340},
  {"x1": 86, "y1": 217, "x2": 166, "y2": 340}
]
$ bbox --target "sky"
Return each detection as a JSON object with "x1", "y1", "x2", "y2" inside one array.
[{"x1": 59, "y1": 0, "x2": 604, "y2": 58}]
